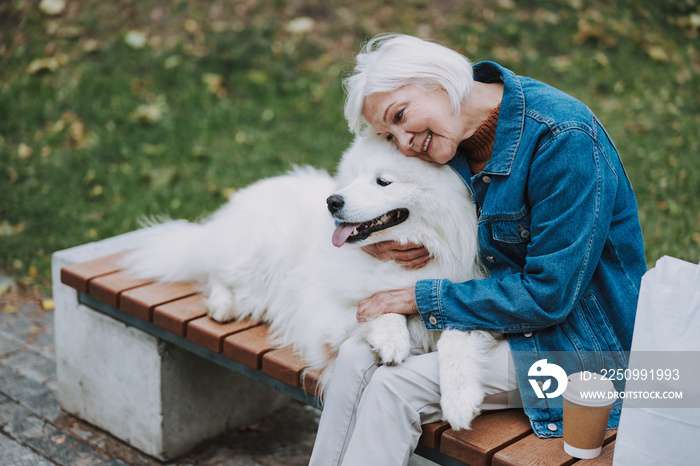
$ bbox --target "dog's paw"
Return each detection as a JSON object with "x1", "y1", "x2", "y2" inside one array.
[
  {"x1": 207, "y1": 307, "x2": 236, "y2": 323},
  {"x1": 440, "y1": 371, "x2": 483, "y2": 430},
  {"x1": 205, "y1": 292, "x2": 236, "y2": 323},
  {"x1": 369, "y1": 336, "x2": 411, "y2": 366},
  {"x1": 207, "y1": 304, "x2": 236, "y2": 323},
  {"x1": 204, "y1": 277, "x2": 239, "y2": 323},
  {"x1": 437, "y1": 329, "x2": 489, "y2": 430},
  {"x1": 440, "y1": 389, "x2": 481, "y2": 431},
  {"x1": 365, "y1": 314, "x2": 411, "y2": 366}
]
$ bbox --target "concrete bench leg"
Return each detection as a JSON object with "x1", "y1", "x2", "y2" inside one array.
[{"x1": 51, "y1": 229, "x2": 289, "y2": 460}]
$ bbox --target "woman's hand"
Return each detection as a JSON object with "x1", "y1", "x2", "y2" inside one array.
[
  {"x1": 357, "y1": 287, "x2": 418, "y2": 322},
  {"x1": 361, "y1": 241, "x2": 431, "y2": 269}
]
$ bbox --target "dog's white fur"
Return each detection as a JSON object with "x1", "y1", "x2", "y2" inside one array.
[{"x1": 122, "y1": 135, "x2": 499, "y2": 429}]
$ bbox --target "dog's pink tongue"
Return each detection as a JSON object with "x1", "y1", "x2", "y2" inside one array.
[{"x1": 332, "y1": 223, "x2": 356, "y2": 248}]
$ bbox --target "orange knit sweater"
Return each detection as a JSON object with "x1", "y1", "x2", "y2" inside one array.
[{"x1": 460, "y1": 103, "x2": 500, "y2": 175}]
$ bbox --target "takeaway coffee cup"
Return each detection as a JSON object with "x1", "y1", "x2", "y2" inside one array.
[{"x1": 562, "y1": 371, "x2": 615, "y2": 459}]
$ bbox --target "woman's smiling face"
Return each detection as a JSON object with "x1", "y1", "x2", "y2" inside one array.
[{"x1": 362, "y1": 85, "x2": 464, "y2": 164}]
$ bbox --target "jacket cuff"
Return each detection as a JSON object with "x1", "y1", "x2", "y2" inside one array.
[{"x1": 415, "y1": 279, "x2": 443, "y2": 330}]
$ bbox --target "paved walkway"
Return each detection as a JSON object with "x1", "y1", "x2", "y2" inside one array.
[
  {"x1": 0, "y1": 277, "x2": 321, "y2": 466},
  {"x1": 0, "y1": 278, "x2": 435, "y2": 466}
]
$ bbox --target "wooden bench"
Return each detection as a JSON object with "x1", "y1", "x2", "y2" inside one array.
[{"x1": 58, "y1": 250, "x2": 617, "y2": 465}]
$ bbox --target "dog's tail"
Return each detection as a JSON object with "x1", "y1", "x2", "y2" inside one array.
[{"x1": 120, "y1": 218, "x2": 212, "y2": 284}]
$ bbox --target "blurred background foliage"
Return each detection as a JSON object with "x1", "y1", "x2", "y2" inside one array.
[{"x1": 1, "y1": 0, "x2": 699, "y2": 293}]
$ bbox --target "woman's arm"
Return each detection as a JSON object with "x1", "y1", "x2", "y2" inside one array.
[
  {"x1": 356, "y1": 287, "x2": 418, "y2": 322},
  {"x1": 361, "y1": 241, "x2": 431, "y2": 269},
  {"x1": 355, "y1": 242, "x2": 428, "y2": 322}
]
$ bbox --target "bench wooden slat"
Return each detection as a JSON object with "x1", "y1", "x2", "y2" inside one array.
[
  {"x1": 89, "y1": 271, "x2": 152, "y2": 307},
  {"x1": 491, "y1": 434, "x2": 576, "y2": 466},
  {"x1": 262, "y1": 346, "x2": 308, "y2": 387},
  {"x1": 153, "y1": 294, "x2": 208, "y2": 337},
  {"x1": 186, "y1": 316, "x2": 258, "y2": 353},
  {"x1": 222, "y1": 324, "x2": 278, "y2": 369},
  {"x1": 439, "y1": 409, "x2": 532, "y2": 466},
  {"x1": 419, "y1": 421, "x2": 451, "y2": 449},
  {"x1": 60, "y1": 252, "x2": 127, "y2": 293},
  {"x1": 301, "y1": 368, "x2": 323, "y2": 397},
  {"x1": 120, "y1": 281, "x2": 199, "y2": 321},
  {"x1": 492, "y1": 430, "x2": 616, "y2": 466}
]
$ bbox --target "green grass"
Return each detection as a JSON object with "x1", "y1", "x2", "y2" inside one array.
[{"x1": 1, "y1": 0, "x2": 698, "y2": 292}]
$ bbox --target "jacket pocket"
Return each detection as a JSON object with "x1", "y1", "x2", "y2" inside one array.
[
  {"x1": 580, "y1": 292, "x2": 628, "y2": 369},
  {"x1": 560, "y1": 293, "x2": 628, "y2": 372},
  {"x1": 490, "y1": 209, "x2": 531, "y2": 264}
]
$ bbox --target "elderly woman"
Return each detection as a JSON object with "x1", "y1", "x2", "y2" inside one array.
[{"x1": 309, "y1": 34, "x2": 645, "y2": 465}]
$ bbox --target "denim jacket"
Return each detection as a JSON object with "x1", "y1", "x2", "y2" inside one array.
[{"x1": 414, "y1": 62, "x2": 646, "y2": 437}]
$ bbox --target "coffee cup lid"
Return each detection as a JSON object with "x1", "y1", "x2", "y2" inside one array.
[{"x1": 562, "y1": 371, "x2": 616, "y2": 407}]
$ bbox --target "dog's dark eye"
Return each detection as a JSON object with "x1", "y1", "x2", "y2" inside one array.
[{"x1": 376, "y1": 177, "x2": 392, "y2": 187}]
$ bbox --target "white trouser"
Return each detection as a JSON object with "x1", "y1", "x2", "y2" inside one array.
[{"x1": 308, "y1": 337, "x2": 519, "y2": 466}]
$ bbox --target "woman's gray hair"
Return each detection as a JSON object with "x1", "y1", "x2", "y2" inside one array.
[{"x1": 343, "y1": 34, "x2": 474, "y2": 135}]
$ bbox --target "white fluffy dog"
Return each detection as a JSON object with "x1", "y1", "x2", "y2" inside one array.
[{"x1": 122, "y1": 135, "x2": 499, "y2": 429}]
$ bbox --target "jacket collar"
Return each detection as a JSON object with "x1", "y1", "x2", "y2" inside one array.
[{"x1": 471, "y1": 61, "x2": 524, "y2": 176}]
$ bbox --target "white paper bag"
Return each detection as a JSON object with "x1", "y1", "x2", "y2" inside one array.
[{"x1": 613, "y1": 256, "x2": 700, "y2": 465}]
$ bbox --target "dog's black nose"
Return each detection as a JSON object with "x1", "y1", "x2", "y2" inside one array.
[{"x1": 326, "y1": 194, "x2": 344, "y2": 214}]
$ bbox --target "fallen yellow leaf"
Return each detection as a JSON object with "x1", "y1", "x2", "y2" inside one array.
[
  {"x1": 184, "y1": 19, "x2": 201, "y2": 35},
  {"x1": 39, "y1": 0, "x2": 66, "y2": 16},
  {"x1": 202, "y1": 73, "x2": 225, "y2": 95},
  {"x1": 646, "y1": 45, "x2": 670, "y2": 63},
  {"x1": 82, "y1": 39, "x2": 101, "y2": 53},
  {"x1": 17, "y1": 143, "x2": 32, "y2": 159},
  {"x1": 285, "y1": 17, "x2": 315, "y2": 34},
  {"x1": 27, "y1": 57, "x2": 60, "y2": 75},
  {"x1": 70, "y1": 120, "x2": 84, "y2": 143},
  {"x1": 125, "y1": 30, "x2": 148, "y2": 49},
  {"x1": 131, "y1": 97, "x2": 168, "y2": 124}
]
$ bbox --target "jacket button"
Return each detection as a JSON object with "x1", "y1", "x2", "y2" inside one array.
[
  {"x1": 523, "y1": 332, "x2": 533, "y2": 338},
  {"x1": 482, "y1": 175, "x2": 492, "y2": 184},
  {"x1": 486, "y1": 255, "x2": 495, "y2": 263},
  {"x1": 520, "y1": 228, "x2": 530, "y2": 239},
  {"x1": 428, "y1": 314, "x2": 438, "y2": 326},
  {"x1": 547, "y1": 423, "x2": 558, "y2": 432}
]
